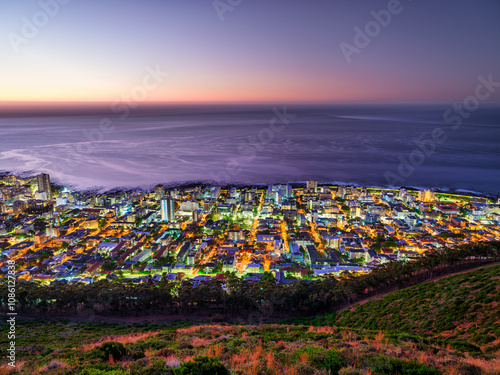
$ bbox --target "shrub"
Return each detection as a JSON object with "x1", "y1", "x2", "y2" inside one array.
[
  {"x1": 177, "y1": 342, "x2": 194, "y2": 350},
  {"x1": 156, "y1": 348, "x2": 176, "y2": 357},
  {"x1": 174, "y1": 356, "x2": 229, "y2": 375},
  {"x1": 131, "y1": 360, "x2": 175, "y2": 375},
  {"x1": 300, "y1": 347, "x2": 346, "y2": 375},
  {"x1": 362, "y1": 355, "x2": 440, "y2": 375},
  {"x1": 98, "y1": 342, "x2": 128, "y2": 361},
  {"x1": 453, "y1": 363, "x2": 481, "y2": 375},
  {"x1": 294, "y1": 363, "x2": 316, "y2": 375},
  {"x1": 80, "y1": 366, "x2": 130, "y2": 375},
  {"x1": 338, "y1": 366, "x2": 363, "y2": 375},
  {"x1": 397, "y1": 333, "x2": 422, "y2": 343},
  {"x1": 130, "y1": 349, "x2": 146, "y2": 360},
  {"x1": 448, "y1": 341, "x2": 482, "y2": 354}
]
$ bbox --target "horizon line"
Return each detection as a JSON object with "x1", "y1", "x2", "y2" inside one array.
[{"x1": 2, "y1": 100, "x2": 500, "y2": 107}]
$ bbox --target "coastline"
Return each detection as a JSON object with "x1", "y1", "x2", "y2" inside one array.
[{"x1": 1, "y1": 169, "x2": 497, "y2": 199}]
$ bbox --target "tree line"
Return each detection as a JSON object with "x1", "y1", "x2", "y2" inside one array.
[{"x1": 1, "y1": 241, "x2": 499, "y2": 321}]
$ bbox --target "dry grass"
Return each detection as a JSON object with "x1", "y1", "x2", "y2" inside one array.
[
  {"x1": 462, "y1": 354, "x2": 500, "y2": 374},
  {"x1": 80, "y1": 331, "x2": 158, "y2": 351},
  {"x1": 177, "y1": 324, "x2": 225, "y2": 335},
  {"x1": 182, "y1": 355, "x2": 195, "y2": 363},
  {"x1": 0, "y1": 361, "x2": 27, "y2": 374},
  {"x1": 37, "y1": 360, "x2": 69, "y2": 373},
  {"x1": 299, "y1": 352, "x2": 309, "y2": 364},
  {"x1": 11, "y1": 322, "x2": 500, "y2": 375},
  {"x1": 191, "y1": 337, "x2": 212, "y2": 347},
  {"x1": 208, "y1": 343, "x2": 223, "y2": 357},
  {"x1": 164, "y1": 355, "x2": 181, "y2": 369},
  {"x1": 228, "y1": 343, "x2": 264, "y2": 374},
  {"x1": 374, "y1": 331, "x2": 385, "y2": 342},
  {"x1": 266, "y1": 352, "x2": 276, "y2": 370},
  {"x1": 283, "y1": 365, "x2": 299, "y2": 375},
  {"x1": 308, "y1": 326, "x2": 334, "y2": 334}
]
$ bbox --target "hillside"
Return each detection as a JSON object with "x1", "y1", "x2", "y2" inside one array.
[
  {"x1": 292, "y1": 264, "x2": 500, "y2": 355},
  {"x1": 0, "y1": 265, "x2": 499, "y2": 375}
]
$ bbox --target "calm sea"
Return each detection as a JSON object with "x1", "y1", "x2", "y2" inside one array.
[{"x1": 0, "y1": 104, "x2": 499, "y2": 195}]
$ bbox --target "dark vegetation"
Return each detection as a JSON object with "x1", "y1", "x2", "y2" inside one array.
[
  {"x1": 1, "y1": 242, "x2": 499, "y2": 322},
  {"x1": 283, "y1": 264, "x2": 500, "y2": 356},
  {"x1": 1, "y1": 264, "x2": 499, "y2": 374}
]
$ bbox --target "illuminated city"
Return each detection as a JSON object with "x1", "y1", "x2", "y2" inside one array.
[{"x1": 1, "y1": 173, "x2": 498, "y2": 285}]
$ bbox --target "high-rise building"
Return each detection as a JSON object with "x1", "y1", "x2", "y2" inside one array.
[
  {"x1": 37, "y1": 173, "x2": 52, "y2": 200},
  {"x1": 192, "y1": 210, "x2": 202, "y2": 223},
  {"x1": 425, "y1": 190, "x2": 435, "y2": 202},
  {"x1": 418, "y1": 189, "x2": 435, "y2": 202},
  {"x1": 161, "y1": 197, "x2": 175, "y2": 222},
  {"x1": 154, "y1": 184, "x2": 165, "y2": 200},
  {"x1": 306, "y1": 180, "x2": 318, "y2": 193}
]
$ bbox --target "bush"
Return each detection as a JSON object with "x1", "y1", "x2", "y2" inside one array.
[
  {"x1": 174, "y1": 356, "x2": 229, "y2": 375},
  {"x1": 301, "y1": 347, "x2": 346, "y2": 375},
  {"x1": 98, "y1": 342, "x2": 127, "y2": 361},
  {"x1": 80, "y1": 366, "x2": 130, "y2": 375},
  {"x1": 397, "y1": 333, "x2": 422, "y2": 343},
  {"x1": 448, "y1": 341, "x2": 482, "y2": 354},
  {"x1": 156, "y1": 348, "x2": 176, "y2": 357},
  {"x1": 131, "y1": 360, "x2": 175, "y2": 375},
  {"x1": 338, "y1": 366, "x2": 363, "y2": 375},
  {"x1": 130, "y1": 349, "x2": 145, "y2": 360},
  {"x1": 454, "y1": 363, "x2": 481, "y2": 375},
  {"x1": 294, "y1": 363, "x2": 316, "y2": 375},
  {"x1": 362, "y1": 355, "x2": 440, "y2": 375}
]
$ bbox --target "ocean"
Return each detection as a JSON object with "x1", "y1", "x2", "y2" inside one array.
[{"x1": 0, "y1": 104, "x2": 499, "y2": 195}]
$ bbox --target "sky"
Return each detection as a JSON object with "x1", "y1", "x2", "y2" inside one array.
[{"x1": 1, "y1": 0, "x2": 500, "y2": 104}]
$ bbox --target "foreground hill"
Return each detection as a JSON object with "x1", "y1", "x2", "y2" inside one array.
[
  {"x1": 290, "y1": 264, "x2": 500, "y2": 356},
  {"x1": 0, "y1": 265, "x2": 499, "y2": 375}
]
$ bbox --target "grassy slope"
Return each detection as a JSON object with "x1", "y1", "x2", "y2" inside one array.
[
  {"x1": 0, "y1": 266, "x2": 499, "y2": 375},
  {"x1": 291, "y1": 264, "x2": 500, "y2": 354}
]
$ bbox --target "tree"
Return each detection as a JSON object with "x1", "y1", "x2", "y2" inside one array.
[
  {"x1": 97, "y1": 341, "x2": 127, "y2": 361},
  {"x1": 101, "y1": 260, "x2": 116, "y2": 271},
  {"x1": 261, "y1": 271, "x2": 275, "y2": 282}
]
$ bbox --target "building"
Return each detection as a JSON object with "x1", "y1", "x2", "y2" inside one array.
[
  {"x1": 37, "y1": 173, "x2": 52, "y2": 200},
  {"x1": 154, "y1": 184, "x2": 165, "y2": 200},
  {"x1": 34, "y1": 232, "x2": 47, "y2": 244},
  {"x1": 179, "y1": 200, "x2": 199, "y2": 212},
  {"x1": 306, "y1": 180, "x2": 318, "y2": 193},
  {"x1": 192, "y1": 210, "x2": 202, "y2": 223},
  {"x1": 161, "y1": 197, "x2": 175, "y2": 222},
  {"x1": 418, "y1": 189, "x2": 435, "y2": 202},
  {"x1": 45, "y1": 226, "x2": 60, "y2": 238}
]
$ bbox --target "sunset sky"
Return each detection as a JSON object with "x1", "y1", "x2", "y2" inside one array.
[{"x1": 1, "y1": 0, "x2": 500, "y2": 103}]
